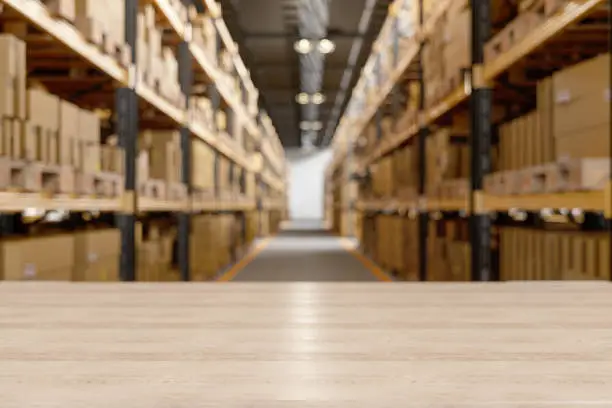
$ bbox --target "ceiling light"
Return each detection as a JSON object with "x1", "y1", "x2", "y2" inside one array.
[
  {"x1": 296, "y1": 92, "x2": 310, "y2": 104},
  {"x1": 317, "y1": 38, "x2": 336, "y2": 54},
  {"x1": 299, "y1": 121, "x2": 322, "y2": 131},
  {"x1": 312, "y1": 93, "x2": 325, "y2": 105},
  {"x1": 294, "y1": 39, "x2": 313, "y2": 54}
]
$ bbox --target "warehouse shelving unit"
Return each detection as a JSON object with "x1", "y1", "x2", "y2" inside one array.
[
  {"x1": 326, "y1": 0, "x2": 610, "y2": 281},
  {"x1": 0, "y1": 0, "x2": 287, "y2": 281}
]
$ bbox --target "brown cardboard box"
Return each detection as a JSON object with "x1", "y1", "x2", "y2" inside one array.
[
  {"x1": 73, "y1": 229, "x2": 120, "y2": 281},
  {"x1": 1, "y1": 234, "x2": 74, "y2": 281},
  {"x1": 0, "y1": 34, "x2": 26, "y2": 119},
  {"x1": 553, "y1": 53, "x2": 610, "y2": 159},
  {"x1": 537, "y1": 77, "x2": 555, "y2": 162},
  {"x1": 43, "y1": 0, "x2": 76, "y2": 21},
  {"x1": 78, "y1": 109, "x2": 101, "y2": 143},
  {"x1": 59, "y1": 100, "x2": 80, "y2": 166}
]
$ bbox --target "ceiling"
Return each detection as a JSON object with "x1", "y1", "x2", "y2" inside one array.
[{"x1": 217, "y1": 0, "x2": 392, "y2": 148}]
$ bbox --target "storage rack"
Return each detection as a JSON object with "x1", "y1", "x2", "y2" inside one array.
[
  {"x1": 326, "y1": 0, "x2": 611, "y2": 281},
  {"x1": 0, "y1": 0, "x2": 287, "y2": 281}
]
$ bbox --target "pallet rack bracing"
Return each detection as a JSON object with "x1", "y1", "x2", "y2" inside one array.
[
  {"x1": 0, "y1": 0, "x2": 287, "y2": 281},
  {"x1": 325, "y1": 0, "x2": 611, "y2": 281}
]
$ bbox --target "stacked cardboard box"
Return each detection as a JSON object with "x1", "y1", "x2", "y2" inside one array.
[
  {"x1": 190, "y1": 215, "x2": 228, "y2": 280},
  {"x1": 191, "y1": 9, "x2": 218, "y2": 66},
  {"x1": 191, "y1": 139, "x2": 215, "y2": 192},
  {"x1": 422, "y1": 1, "x2": 470, "y2": 107},
  {"x1": 73, "y1": 0, "x2": 127, "y2": 60},
  {"x1": 138, "y1": 223, "x2": 178, "y2": 281},
  {"x1": 427, "y1": 219, "x2": 471, "y2": 281},
  {"x1": 139, "y1": 130, "x2": 182, "y2": 183},
  {"x1": 137, "y1": 5, "x2": 183, "y2": 106},
  {"x1": 552, "y1": 53, "x2": 610, "y2": 160},
  {"x1": 490, "y1": 53, "x2": 610, "y2": 195},
  {"x1": 100, "y1": 136, "x2": 125, "y2": 175},
  {"x1": 370, "y1": 156, "x2": 395, "y2": 198},
  {"x1": 392, "y1": 144, "x2": 419, "y2": 198},
  {"x1": 25, "y1": 86, "x2": 60, "y2": 164},
  {"x1": 0, "y1": 34, "x2": 27, "y2": 159},
  {"x1": 425, "y1": 128, "x2": 470, "y2": 199},
  {"x1": 191, "y1": 96, "x2": 215, "y2": 131},
  {"x1": 500, "y1": 228, "x2": 610, "y2": 281},
  {"x1": 73, "y1": 229, "x2": 121, "y2": 282},
  {"x1": 0, "y1": 234, "x2": 75, "y2": 281}
]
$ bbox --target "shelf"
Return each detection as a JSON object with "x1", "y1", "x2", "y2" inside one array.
[
  {"x1": 356, "y1": 189, "x2": 610, "y2": 214},
  {"x1": 359, "y1": 123, "x2": 420, "y2": 170},
  {"x1": 192, "y1": 199, "x2": 256, "y2": 212},
  {"x1": 483, "y1": 0, "x2": 606, "y2": 82},
  {"x1": 261, "y1": 170, "x2": 285, "y2": 193},
  {"x1": 425, "y1": 86, "x2": 469, "y2": 126},
  {"x1": 336, "y1": 0, "x2": 608, "y2": 174},
  {"x1": 138, "y1": 198, "x2": 188, "y2": 212},
  {"x1": 148, "y1": 1, "x2": 265, "y2": 147},
  {"x1": 262, "y1": 199, "x2": 285, "y2": 211},
  {"x1": 0, "y1": 193, "x2": 121, "y2": 212},
  {"x1": 329, "y1": 0, "x2": 454, "y2": 172},
  {"x1": 483, "y1": 191, "x2": 608, "y2": 213},
  {"x1": 149, "y1": 0, "x2": 185, "y2": 39},
  {"x1": 2, "y1": 0, "x2": 285, "y2": 175},
  {"x1": 1, "y1": 0, "x2": 126, "y2": 83}
]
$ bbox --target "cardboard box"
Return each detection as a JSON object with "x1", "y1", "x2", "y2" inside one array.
[
  {"x1": 1, "y1": 234, "x2": 74, "y2": 281},
  {"x1": 78, "y1": 109, "x2": 101, "y2": 143},
  {"x1": 59, "y1": 100, "x2": 80, "y2": 166},
  {"x1": 553, "y1": 53, "x2": 610, "y2": 159},
  {"x1": 73, "y1": 229, "x2": 120, "y2": 281},
  {"x1": 43, "y1": 0, "x2": 76, "y2": 21},
  {"x1": 0, "y1": 34, "x2": 26, "y2": 119}
]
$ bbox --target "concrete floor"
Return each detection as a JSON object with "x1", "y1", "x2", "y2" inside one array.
[{"x1": 233, "y1": 221, "x2": 378, "y2": 282}]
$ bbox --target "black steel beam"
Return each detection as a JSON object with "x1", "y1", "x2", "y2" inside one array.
[
  {"x1": 470, "y1": 0, "x2": 494, "y2": 281},
  {"x1": 417, "y1": 0, "x2": 428, "y2": 282},
  {"x1": 177, "y1": 2, "x2": 193, "y2": 282},
  {"x1": 117, "y1": 0, "x2": 138, "y2": 282}
]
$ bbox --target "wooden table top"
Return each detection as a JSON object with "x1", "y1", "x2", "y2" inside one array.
[{"x1": 1, "y1": 281, "x2": 612, "y2": 407}]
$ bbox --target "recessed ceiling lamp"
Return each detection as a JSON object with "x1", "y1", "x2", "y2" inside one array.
[
  {"x1": 294, "y1": 38, "x2": 313, "y2": 54},
  {"x1": 317, "y1": 38, "x2": 336, "y2": 54},
  {"x1": 311, "y1": 92, "x2": 326, "y2": 105},
  {"x1": 295, "y1": 92, "x2": 310, "y2": 104}
]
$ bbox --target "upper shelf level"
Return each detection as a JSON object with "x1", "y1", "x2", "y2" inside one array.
[
  {"x1": 327, "y1": 0, "x2": 608, "y2": 174},
  {"x1": 0, "y1": 0, "x2": 285, "y2": 192}
]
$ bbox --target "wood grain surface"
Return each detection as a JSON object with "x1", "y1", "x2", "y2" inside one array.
[{"x1": 1, "y1": 281, "x2": 612, "y2": 407}]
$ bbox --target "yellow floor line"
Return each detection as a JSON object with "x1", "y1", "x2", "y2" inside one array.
[
  {"x1": 340, "y1": 238, "x2": 394, "y2": 282},
  {"x1": 217, "y1": 236, "x2": 274, "y2": 282}
]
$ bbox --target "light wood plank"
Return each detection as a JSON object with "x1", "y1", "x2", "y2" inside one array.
[{"x1": 1, "y1": 282, "x2": 611, "y2": 406}]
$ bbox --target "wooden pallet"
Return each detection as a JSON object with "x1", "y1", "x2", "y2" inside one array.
[
  {"x1": 167, "y1": 182, "x2": 188, "y2": 201},
  {"x1": 516, "y1": 164, "x2": 549, "y2": 194},
  {"x1": 545, "y1": 158, "x2": 610, "y2": 192},
  {"x1": 139, "y1": 179, "x2": 167, "y2": 200},
  {"x1": 78, "y1": 172, "x2": 123, "y2": 197},
  {"x1": 0, "y1": 158, "x2": 75, "y2": 194},
  {"x1": 484, "y1": 10, "x2": 544, "y2": 63},
  {"x1": 485, "y1": 170, "x2": 521, "y2": 196}
]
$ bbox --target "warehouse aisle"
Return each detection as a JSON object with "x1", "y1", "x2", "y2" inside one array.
[{"x1": 232, "y1": 221, "x2": 382, "y2": 282}]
